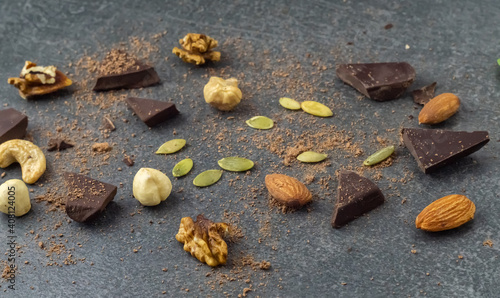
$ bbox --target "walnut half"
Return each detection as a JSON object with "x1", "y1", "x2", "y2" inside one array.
[
  {"x1": 175, "y1": 214, "x2": 229, "y2": 267},
  {"x1": 7, "y1": 61, "x2": 72, "y2": 99},
  {"x1": 172, "y1": 33, "x2": 221, "y2": 65}
]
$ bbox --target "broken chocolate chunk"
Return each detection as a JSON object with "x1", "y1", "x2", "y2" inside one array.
[
  {"x1": 64, "y1": 173, "x2": 117, "y2": 223},
  {"x1": 93, "y1": 62, "x2": 160, "y2": 91},
  {"x1": 101, "y1": 116, "x2": 116, "y2": 131},
  {"x1": 0, "y1": 108, "x2": 28, "y2": 144},
  {"x1": 47, "y1": 138, "x2": 74, "y2": 151},
  {"x1": 125, "y1": 97, "x2": 179, "y2": 127},
  {"x1": 412, "y1": 82, "x2": 437, "y2": 105},
  {"x1": 336, "y1": 62, "x2": 416, "y2": 101},
  {"x1": 402, "y1": 128, "x2": 490, "y2": 174},
  {"x1": 331, "y1": 171, "x2": 384, "y2": 228}
]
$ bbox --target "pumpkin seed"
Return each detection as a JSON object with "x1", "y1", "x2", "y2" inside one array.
[
  {"x1": 156, "y1": 139, "x2": 186, "y2": 154},
  {"x1": 246, "y1": 116, "x2": 274, "y2": 129},
  {"x1": 297, "y1": 151, "x2": 328, "y2": 163},
  {"x1": 172, "y1": 158, "x2": 193, "y2": 177},
  {"x1": 363, "y1": 145, "x2": 395, "y2": 166},
  {"x1": 279, "y1": 97, "x2": 301, "y2": 110},
  {"x1": 193, "y1": 170, "x2": 223, "y2": 187},
  {"x1": 301, "y1": 101, "x2": 333, "y2": 117},
  {"x1": 218, "y1": 157, "x2": 254, "y2": 172}
]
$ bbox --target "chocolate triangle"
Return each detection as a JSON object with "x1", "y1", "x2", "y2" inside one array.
[
  {"x1": 331, "y1": 171, "x2": 384, "y2": 228},
  {"x1": 93, "y1": 62, "x2": 160, "y2": 91},
  {"x1": 402, "y1": 128, "x2": 490, "y2": 174},
  {"x1": 336, "y1": 62, "x2": 415, "y2": 101},
  {"x1": 64, "y1": 173, "x2": 117, "y2": 223},
  {"x1": 0, "y1": 108, "x2": 28, "y2": 144},
  {"x1": 126, "y1": 97, "x2": 179, "y2": 127}
]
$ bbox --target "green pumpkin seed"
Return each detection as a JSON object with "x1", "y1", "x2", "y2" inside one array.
[
  {"x1": 193, "y1": 170, "x2": 223, "y2": 187},
  {"x1": 218, "y1": 157, "x2": 254, "y2": 172},
  {"x1": 279, "y1": 97, "x2": 301, "y2": 110},
  {"x1": 363, "y1": 145, "x2": 395, "y2": 166},
  {"x1": 246, "y1": 116, "x2": 274, "y2": 129},
  {"x1": 156, "y1": 139, "x2": 186, "y2": 154},
  {"x1": 297, "y1": 151, "x2": 328, "y2": 163},
  {"x1": 172, "y1": 158, "x2": 193, "y2": 177},
  {"x1": 301, "y1": 101, "x2": 333, "y2": 117}
]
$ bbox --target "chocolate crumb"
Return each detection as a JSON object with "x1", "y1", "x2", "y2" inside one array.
[
  {"x1": 123, "y1": 155, "x2": 135, "y2": 166},
  {"x1": 92, "y1": 142, "x2": 112, "y2": 153},
  {"x1": 47, "y1": 138, "x2": 74, "y2": 152},
  {"x1": 384, "y1": 23, "x2": 393, "y2": 30}
]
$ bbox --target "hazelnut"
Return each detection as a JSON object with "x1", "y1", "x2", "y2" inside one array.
[
  {"x1": 0, "y1": 179, "x2": 31, "y2": 217},
  {"x1": 132, "y1": 168, "x2": 172, "y2": 206},
  {"x1": 203, "y1": 77, "x2": 242, "y2": 111}
]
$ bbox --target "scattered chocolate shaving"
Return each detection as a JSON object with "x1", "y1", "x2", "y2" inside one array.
[
  {"x1": 101, "y1": 116, "x2": 116, "y2": 131},
  {"x1": 92, "y1": 142, "x2": 112, "y2": 153},
  {"x1": 123, "y1": 155, "x2": 135, "y2": 166},
  {"x1": 47, "y1": 138, "x2": 74, "y2": 151},
  {"x1": 411, "y1": 82, "x2": 437, "y2": 105},
  {"x1": 384, "y1": 23, "x2": 393, "y2": 30}
]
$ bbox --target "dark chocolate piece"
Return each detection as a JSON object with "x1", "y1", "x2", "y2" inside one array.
[
  {"x1": 47, "y1": 138, "x2": 74, "y2": 151},
  {"x1": 0, "y1": 108, "x2": 28, "y2": 144},
  {"x1": 402, "y1": 128, "x2": 490, "y2": 174},
  {"x1": 126, "y1": 97, "x2": 179, "y2": 127},
  {"x1": 331, "y1": 171, "x2": 384, "y2": 228},
  {"x1": 412, "y1": 82, "x2": 437, "y2": 105},
  {"x1": 123, "y1": 155, "x2": 135, "y2": 167},
  {"x1": 336, "y1": 62, "x2": 416, "y2": 101},
  {"x1": 93, "y1": 62, "x2": 160, "y2": 91},
  {"x1": 64, "y1": 173, "x2": 117, "y2": 223}
]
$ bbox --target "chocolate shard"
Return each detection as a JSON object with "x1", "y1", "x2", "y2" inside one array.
[
  {"x1": 47, "y1": 138, "x2": 74, "y2": 151},
  {"x1": 0, "y1": 108, "x2": 28, "y2": 144},
  {"x1": 331, "y1": 171, "x2": 384, "y2": 228},
  {"x1": 412, "y1": 82, "x2": 437, "y2": 105},
  {"x1": 336, "y1": 62, "x2": 416, "y2": 101},
  {"x1": 126, "y1": 97, "x2": 179, "y2": 127},
  {"x1": 402, "y1": 128, "x2": 490, "y2": 174},
  {"x1": 64, "y1": 173, "x2": 117, "y2": 223},
  {"x1": 93, "y1": 63, "x2": 160, "y2": 91}
]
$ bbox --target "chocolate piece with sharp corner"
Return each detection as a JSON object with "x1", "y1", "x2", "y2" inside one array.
[
  {"x1": 0, "y1": 108, "x2": 28, "y2": 144},
  {"x1": 64, "y1": 173, "x2": 117, "y2": 223},
  {"x1": 402, "y1": 128, "x2": 490, "y2": 174},
  {"x1": 126, "y1": 97, "x2": 179, "y2": 127},
  {"x1": 331, "y1": 171, "x2": 385, "y2": 228},
  {"x1": 336, "y1": 62, "x2": 416, "y2": 101},
  {"x1": 412, "y1": 82, "x2": 437, "y2": 105},
  {"x1": 93, "y1": 62, "x2": 160, "y2": 91},
  {"x1": 47, "y1": 138, "x2": 74, "y2": 151}
]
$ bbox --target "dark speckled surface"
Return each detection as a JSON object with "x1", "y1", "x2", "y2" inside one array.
[{"x1": 0, "y1": 1, "x2": 499, "y2": 297}]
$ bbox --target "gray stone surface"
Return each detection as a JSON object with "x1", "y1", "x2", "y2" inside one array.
[{"x1": 0, "y1": 0, "x2": 499, "y2": 297}]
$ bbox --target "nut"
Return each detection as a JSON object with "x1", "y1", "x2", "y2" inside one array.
[
  {"x1": 0, "y1": 179, "x2": 31, "y2": 217},
  {"x1": 418, "y1": 93, "x2": 460, "y2": 125},
  {"x1": 0, "y1": 140, "x2": 46, "y2": 184},
  {"x1": 175, "y1": 214, "x2": 229, "y2": 267},
  {"x1": 172, "y1": 33, "x2": 221, "y2": 65},
  {"x1": 7, "y1": 61, "x2": 72, "y2": 99},
  {"x1": 203, "y1": 77, "x2": 243, "y2": 111},
  {"x1": 132, "y1": 168, "x2": 172, "y2": 206},
  {"x1": 416, "y1": 194, "x2": 475, "y2": 232},
  {"x1": 265, "y1": 174, "x2": 312, "y2": 208}
]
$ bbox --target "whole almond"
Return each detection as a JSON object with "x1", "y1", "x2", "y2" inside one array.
[
  {"x1": 265, "y1": 174, "x2": 312, "y2": 208},
  {"x1": 418, "y1": 93, "x2": 460, "y2": 125},
  {"x1": 416, "y1": 194, "x2": 475, "y2": 232}
]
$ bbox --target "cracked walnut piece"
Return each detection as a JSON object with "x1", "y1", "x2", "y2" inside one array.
[
  {"x1": 172, "y1": 33, "x2": 221, "y2": 65},
  {"x1": 175, "y1": 214, "x2": 229, "y2": 267},
  {"x1": 7, "y1": 61, "x2": 72, "y2": 99}
]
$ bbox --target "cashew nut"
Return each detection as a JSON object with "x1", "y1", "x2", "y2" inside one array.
[
  {"x1": 132, "y1": 168, "x2": 172, "y2": 206},
  {"x1": 0, "y1": 179, "x2": 31, "y2": 217},
  {"x1": 0, "y1": 140, "x2": 46, "y2": 184}
]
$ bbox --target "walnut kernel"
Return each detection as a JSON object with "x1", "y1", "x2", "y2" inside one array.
[
  {"x1": 175, "y1": 214, "x2": 229, "y2": 267},
  {"x1": 172, "y1": 33, "x2": 221, "y2": 65}
]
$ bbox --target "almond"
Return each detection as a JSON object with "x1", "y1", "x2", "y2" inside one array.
[
  {"x1": 265, "y1": 174, "x2": 312, "y2": 208},
  {"x1": 418, "y1": 93, "x2": 460, "y2": 125},
  {"x1": 416, "y1": 194, "x2": 475, "y2": 232}
]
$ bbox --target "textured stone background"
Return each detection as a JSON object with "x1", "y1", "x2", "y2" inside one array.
[{"x1": 0, "y1": 0, "x2": 499, "y2": 297}]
